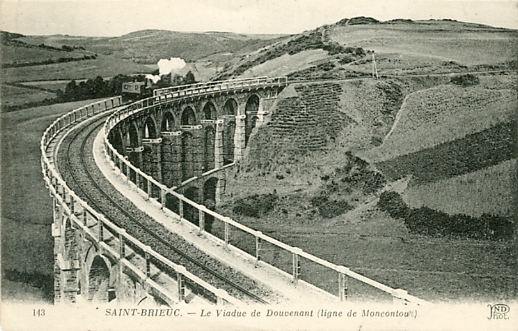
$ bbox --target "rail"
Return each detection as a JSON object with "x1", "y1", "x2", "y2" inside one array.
[
  {"x1": 103, "y1": 77, "x2": 426, "y2": 306},
  {"x1": 41, "y1": 97, "x2": 240, "y2": 306},
  {"x1": 153, "y1": 76, "x2": 286, "y2": 97}
]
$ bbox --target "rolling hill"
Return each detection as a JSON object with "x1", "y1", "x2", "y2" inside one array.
[
  {"x1": 213, "y1": 18, "x2": 516, "y2": 80},
  {"x1": 16, "y1": 30, "x2": 288, "y2": 64}
]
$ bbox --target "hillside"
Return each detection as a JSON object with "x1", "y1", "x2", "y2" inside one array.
[
  {"x1": 218, "y1": 74, "x2": 516, "y2": 301},
  {"x1": 17, "y1": 30, "x2": 288, "y2": 64},
  {"x1": 363, "y1": 75, "x2": 517, "y2": 163},
  {"x1": 224, "y1": 78, "x2": 419, "y2": 205},
  {"x1": 359, "y1": 73, "x2": 516, "y2": 217},
  {"x1": 213, "y1": 18, "x2": 516, "y2": 81}
]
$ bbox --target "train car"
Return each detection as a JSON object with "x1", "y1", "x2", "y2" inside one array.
[{"x1": 121, "y1": 81, "x2": 153, "y2": 101}]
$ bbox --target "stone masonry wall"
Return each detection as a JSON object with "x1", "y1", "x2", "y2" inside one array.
[{"x1": 245, "y1": 82, "x2": 351, "y2": 169}]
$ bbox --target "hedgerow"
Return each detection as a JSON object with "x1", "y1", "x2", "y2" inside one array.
[
  {"x1": 451, "y1": 74, "x2": 480, "y2": 87},
  {"x1": 377, "y1": 191, "x2": 514, "y2": 241}
]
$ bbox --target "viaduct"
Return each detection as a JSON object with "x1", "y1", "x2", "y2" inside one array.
[{"x1": 41, "y1": 77, "x2": 423, "y2": 307}]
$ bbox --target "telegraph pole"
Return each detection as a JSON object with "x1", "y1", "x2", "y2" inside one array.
[{"x1": 370, "y1": 51, "x2": 379, "y2": 79}]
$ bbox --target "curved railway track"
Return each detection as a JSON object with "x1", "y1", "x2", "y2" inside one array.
[{"x1": 57, "y1": 114, "x2": 273, "y2": 305}]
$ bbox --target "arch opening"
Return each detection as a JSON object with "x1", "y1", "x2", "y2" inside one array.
[
  {"x1": 181, "y1": 107, "x2": 196, "y2": 125},
  {"x1": 161, "y1": 111, "x2": 175, "y2": 132},
  {"x1": 88, "y1": 256, "x2": 111, "y2": 302},
  {"x1": 142, "y1": 116, "x2": 160, "y2": 189},
  {"x1": 161, "y1": 112, "x2": 176, "y2": 187},
  {"x1": 223, "y1": 99, "x2": 238, "y2": 116},
  {"x1": 203, "y1": 101, "x2": 217, "y2": 120},
  {"x1": 245, "y1": 95, "x2": 260, "y2": 146},
  {"x1": 143, "y1": 117, "x2": 158, "y2": 139},
  {"x1": 127, "y1": 123, "x2": 140, "y2": 182},
  {"x1": 109, "y1": 128, "x2": 124, "y2": 155}
]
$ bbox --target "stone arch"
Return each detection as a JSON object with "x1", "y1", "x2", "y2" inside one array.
[
  {"x1": 161, "y1": 111, "x2": 176, "y2": 187},
  {"x1": 184, "y1": 187, "x2": 200, "y2": 226},
  {"x1": 127, "y1": 122, "x2": 140, "y2": 169},
  {"x1": 87, "y1": 255, "x2": 111, "y2": 302},
  {"x1": 245, "y1": 94, "x2": 260, "y2": 146},
  {"x1": 181, "y1": 132, "x2": 196, "y2": 181},
  {"x1": 110, "y1": 264, "x2": 138, "y2": 303},
  {"x1": 143, "y1": 116, "x2": 158, "y2": 139},
  {"x1": 223, "y1": 98, "x2": 238, "y2": 116},
  {"x1": 127, "y1": 122, "x2": 140, "y2": 148},
  {"x1": 161, "y1": 111, "x2": 175, "y2": 132},
  {"x1": 204, "y1": 126, "x2": 215, "y2": 172},
  {"x1": 181, "y1": 106, "x2": 197, "y2": 125},
  {"x1": 202, "y1": 101, "x2": 217, "y2": 120},
  {"x1": 109, "y1": 127, "x2": 125, "y2": 155},
  {"x1": 142, "y1": 116, "x2": 160, "y2": 185}
]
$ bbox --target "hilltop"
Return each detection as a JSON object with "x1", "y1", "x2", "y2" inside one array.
[
  {"x1": 213, "y1": 17, "x2": 516, "y2": 80},
  {"x1": 11, "y1": 29, "x2": 288, "y2": 64},
  {"x1": 1, "y1": 29, "x2": 287, "y2": 109}
]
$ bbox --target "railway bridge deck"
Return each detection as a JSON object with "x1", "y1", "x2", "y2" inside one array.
[{"x1": 42, "y1": 77, "x2": 425, "y2": 307}]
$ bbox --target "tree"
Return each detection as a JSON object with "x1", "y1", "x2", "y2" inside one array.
[
  {"x1": 169, "y1": 74, "x2": 183, "y2": 87},
  {"x1": 184, "y1": 70, "x2": 197, "y2": 85},
  {"x1": 64, "y1": 80, "x2": 78, "y2": 101},
  {"x1": 93, "y1": 76, "x2": 106, "y2": 96}
]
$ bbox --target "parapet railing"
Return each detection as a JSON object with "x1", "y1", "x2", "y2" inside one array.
[
  {"x1": 153, "y1": 76, "x2": 286, "y2": 97},
  {"x1": 41, "y1": 97, "x2": 240, "y2": 306},
  {"x1": 104, "y1": 77, "x2": 426, "y2": 306}
]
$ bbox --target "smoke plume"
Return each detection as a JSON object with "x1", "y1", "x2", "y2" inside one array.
[
  {"x1": 146, "y1": 57, "x2": 186, "y2": 83},
  {"x1": 145, "y1": 74, "x2": 161, "y2": 83}
]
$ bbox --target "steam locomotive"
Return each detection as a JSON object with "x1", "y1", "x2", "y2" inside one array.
[{"x1": 121, "y1": 80, "x2": 154, "y2": 101}]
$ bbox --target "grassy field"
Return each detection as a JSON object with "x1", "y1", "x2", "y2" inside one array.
[
  {"x1": 238, "y1": 49, "x2": 330, "y2": 78},
  {"x1": 329, "y1": 21, "x2": 517, "y2": 67},
  {"x1": 1, "y1": 84, "x2": 56, "y2": 107},
  {"x1": 216, "y1": 20, "x2": 516, "y2": 80},
  {"x1": 1, "y1": 98, "x2": 106, "y2": 302},
  {"x1": 363, "y1": 75, "x2": 517, "y2": 162},
  {"x1": 216, "y1": 200, "x2": 516, "y2": 302},
  {"x1": 359, "y1": 74, "x2": 516, "y2": 217},
  {"x1": 2, "y1": 55, "x2": 151, "y2": 83},
  {"x1": 402, "y1": 159, "x2": 516, "y2": 217},
  {"x1": 18, "y1": 80, "x2": 70, "y2": 92},
  {"x1": 373, "y1": 121, "x2": 515, "y2": 183},
  {"x1": 1, "y1": 44, "x2": 90, "y2": 65}
]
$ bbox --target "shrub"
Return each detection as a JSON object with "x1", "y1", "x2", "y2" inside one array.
[
  {"x1": 378, "y1": 191, "x2": 410, "y2": 219},
  {"x1": 310, "y1": 194, "x2": 328, "y2": 207},
  {"x1": 233, "y1": 193, "x2": 278, "y2": 218},
  {"x1": 451, "y1": 74, "x2": 480, "y2": 87},
  {"x1": 379, "y1": 191, "x2": 514, "y2": 241},
  {"x1": 339, "y1": 54, "x2": 354, "y2": 64},
  {"x1": 362, "y1": 171, "x2": 385, "y2": 194},
  {"x1": 318, "y1": 200, "x2": 353, "y2": 218}
]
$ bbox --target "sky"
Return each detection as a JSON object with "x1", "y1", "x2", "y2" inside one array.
[{"x1": 1, "y1": 0, "x2": 517, "y2": 36}]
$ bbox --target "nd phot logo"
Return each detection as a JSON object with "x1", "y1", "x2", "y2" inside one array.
[{"x1": 488, "y1": 304, "x2": 510, "y2": 320}]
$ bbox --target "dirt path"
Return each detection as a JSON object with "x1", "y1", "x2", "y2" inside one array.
[{"x1": 383, "y1": 93, "x2": 412, "y2": 143}]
